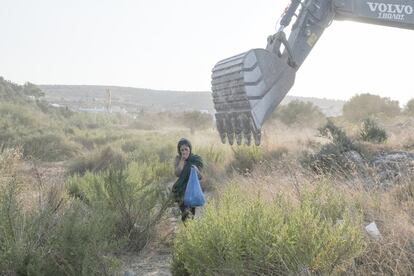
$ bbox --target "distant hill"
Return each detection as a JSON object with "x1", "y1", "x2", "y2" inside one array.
[{"x1": 39, "y1": 85, "x2": 344, "y2": 116}]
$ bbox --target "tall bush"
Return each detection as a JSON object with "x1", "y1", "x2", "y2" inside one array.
[
  {"x1": 0, "y1": 149, "x2": 118, "y2": 275},
  {"x1": 172, "y1": 183, "x2": 365, "y2": 275},
  {"x1": 404, "y1": 98, "x2": 414, "y2": 116},
  {"x1": 272, "y1": 100, "x2": 326, "y2": 127},
  {"x1": 122, "y1": 139, "x2": 175, "y2": 163},
  {"x1": 343, "y1": 93, "x2": 400, "y2": 121},
  {"x1": 230, "y1": 145, "x2": 263, "y2": 174},
  {"x1": 0, "y1": 103, "x2": 78, "y2": 161},
  {"x1": 68, "y1": 146, "x2": 126, "y2": 176},
  {"x1": 0, "y1": 77, "x2": 30, "y2": 102},
  {"x1": 179, "y1": 111, "x2": 213, "y2": 134},
  {"x1": 195, "y1": 144, "x2": 230, "y2": 191},
  {"x1": 301, "y1": 120, "x2": 364, "y2": 177},
  {"x1": 359, "y1": 118, "x2": 388, "y2": 143},
  {"x1": 66, "y1": 160, "x2": 172, "y2": 251}
]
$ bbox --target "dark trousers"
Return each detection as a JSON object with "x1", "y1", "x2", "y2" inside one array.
[{"x1": 179, "y1": 203, "x2": 195, "y2": 222}]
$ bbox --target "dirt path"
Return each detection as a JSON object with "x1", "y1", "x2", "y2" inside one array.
[
  {"x1": 119, "y1": 214, "x2": 179, "y2": 276},
  {"x1": 119, "y1": 204, "x2": 208, "y2": 276},
  {"x1": 120, "y1": 246, "x2": 172, "y2": 276}
]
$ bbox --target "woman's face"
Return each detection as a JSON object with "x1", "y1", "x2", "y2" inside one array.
[{"x1": 180, "y1": 144, "x2": 190, "y2": 160}]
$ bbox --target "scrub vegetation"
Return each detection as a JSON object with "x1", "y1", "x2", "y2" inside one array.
[{"x1": 1, "y1": 78, "x2": 414, "y2": 275}]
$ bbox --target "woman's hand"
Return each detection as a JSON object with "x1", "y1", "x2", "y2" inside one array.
[{"x1": 180, "y1": 145, "x2": 190, "y2": 160}]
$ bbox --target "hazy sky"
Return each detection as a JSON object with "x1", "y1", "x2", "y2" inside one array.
[{"x1": 1, "y1": 0, "x2": 413, "y2": 104}]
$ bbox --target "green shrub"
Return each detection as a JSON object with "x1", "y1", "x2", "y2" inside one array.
[
  {"x1": 122, "y1": 139, "x2": 175, "y2": 163},
  {"x1": 272, "y1": 100, "x2": 326, "y2": 127},
  {"x1": 0, "y1": 77, "x2": 32, "y2": 103},
  {"x1": 72, "y1": 130, "x2": 125, "y2": 150},
  {"x1": 0, "y1": 196, "x2": 118, "y2": 275},
  {"x1": 66, "y1": 160, "x2": 172, "y2": 251},
  {"x1": 89, "y1": 132, "x2": 124, "y2": 147},
  {"x1": 318, "y1": 120, "x2": 356, "y2": 151},
  {"x1": 172, "y1": 183, "x2": 365, "y2": 275},
  {"x1": 121, "y1": 139, "x2": 141, "y2": 153},
  {"x1": 25, "y1": 199, "x2": 119, "y2": 276},
  {"x1": 73, "y1": 135, "x2": 96, "y2": 150},
  {"x1": 0, "y1": 103, "x2": 38, "y2": 126},
  {"x1": 301, "y1": 120, "x2": 364, "y2": 177},
  {"x1": 0, "y1": 78, "x2": 70, "y2": 120},
  {"x1": 0, "y1": 150, "x2": 118, "y2": 275},
  {"x1": 22, "y1": 133, "x2": 80, "y2": 161},
  {"x1": 359, "y1": 118, "x2": 388, "y2": 143},
  {"x1": 179, "y1": 111, "x2": 213, "y2": 134},
  {"x1": 343, "y1": 93, "x2": 400, "y2": 122},
  {"x1": 22, "y1": 82, "x2": 44, "y2": 99},
  {"x1": 404, "y1": 98, "x2": 414, "y2": 116},
  {"x1": 230, "y1": 145, "x2": 264, "y2": 174},
  {"x1": 68, "y1": 146, "x2": 127, "y2": 176},
  {"x1": 0, "y1": 103, "x2": 78, "y2": 161},
  {"x1": 195, "y1": 144, "x2": 227, "y2": 166}
]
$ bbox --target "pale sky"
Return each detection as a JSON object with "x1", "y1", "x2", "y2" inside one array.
[{"x1": 1, "y1": 0, "x2": 413, "y2": 104}]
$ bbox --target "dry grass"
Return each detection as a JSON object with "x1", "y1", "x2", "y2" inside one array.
[
  {"x1": 366, "y1": 115, "x2": 414, "y2": 150},
  {"x1": 222, "y1": 152, "x2": 414, "y2": 274},
  {"x1": 262, "y1": 121, "x2": 322, "y2": 154},
  {"x1": 0, "y1": 148, "x2": 21, "y2": 182},
  {"x1": 3, "y1": 153, "x2": 67, "y2": 214},
  {"x1": 2, "y1": 114, "x2": 414, "y2": 275}
]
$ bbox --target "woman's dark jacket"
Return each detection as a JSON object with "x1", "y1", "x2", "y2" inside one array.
[{"x1": 172, "y1": 154, "x2": 203, "y2": 201}]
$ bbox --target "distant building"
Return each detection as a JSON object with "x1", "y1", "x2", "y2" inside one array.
[{"x1": 78, "y1": 107, "x2": 105, "y2": 113}]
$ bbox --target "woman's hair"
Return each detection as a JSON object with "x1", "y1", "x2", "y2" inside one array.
[{"x1": 177, "y1": 138, "x2": 192, "y2": 155}]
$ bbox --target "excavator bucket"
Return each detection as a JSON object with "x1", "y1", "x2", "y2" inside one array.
[{"x1": 212, "y1": 48, "x2": 296, "y2": 145}]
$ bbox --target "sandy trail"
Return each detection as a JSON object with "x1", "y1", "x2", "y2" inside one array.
[
  {"x1": 119, "y1": 204, "x2": 207, "y2": 276},
  {"x1": 119, "y1": 215, "x2": 180, "y2": 276},
  {"x1": 120, "y1": 246, "x2": 172, "y2": 276}
]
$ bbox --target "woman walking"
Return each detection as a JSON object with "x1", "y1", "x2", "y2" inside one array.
[{"x1": 172, "y1": 138, "x2": 203, "y2": 222}]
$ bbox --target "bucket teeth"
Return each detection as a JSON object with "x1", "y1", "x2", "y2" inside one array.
[
  {"x1": 242, "y1": 115, "x2": 252, "y2": 146},
  {"x1": 214, "y1": 112, "x2": 261, "y2": 146},
  {"x1": 225, "y1": 114, "x2": 235, "y2": 145},
  {"x1": 253, "y1": 129, "x2": 262, "y2": 146},
  {"x1": 215, "y1": 115, "x2": 227, "y2": 144},
  {"x1": 235, "y1": 114, "x2": 243, "y2": 145}
]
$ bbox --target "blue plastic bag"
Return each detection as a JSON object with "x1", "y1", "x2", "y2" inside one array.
[{"x1": 183, "y1": 167, "x2": 205, "y2": 207}]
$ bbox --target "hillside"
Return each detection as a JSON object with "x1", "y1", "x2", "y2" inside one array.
[
  {"x1": 2, "y1": 77, "x2": 414, "y2": 275},
  {"x1": 39, "y1": 84, "x2": 345, "y2": 116}
]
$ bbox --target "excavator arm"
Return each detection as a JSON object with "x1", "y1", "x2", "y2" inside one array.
[{"x1": 211, "y1": 0, "x2": 414, "y2": 146}]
